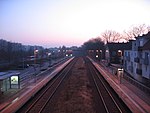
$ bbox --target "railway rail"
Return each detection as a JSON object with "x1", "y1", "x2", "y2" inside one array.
[
  {"x1": 85, "y1": 58, "x2": 131, "y2": 113},
  {"x1": 16, "y1": 58, "x2": 77, "y2": 113},
  {"x1": 16, "y1": 57, "x2": 131, "y2": 113},
  {"x1": 19, "y1": 57, "x2": 69, "y2": 88}
]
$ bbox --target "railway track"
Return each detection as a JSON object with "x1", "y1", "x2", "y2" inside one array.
[
  {"x1": 16, "y1": 58, "x2": 77, "y2": 113},
  {"x1": 85, "y1": 58, "x2": 131, "y2": 113},
  {"x1": 16, "y1": 57, "x2": 131, "y2": 113},
  {"x1": 20, "y1": 58, "x2": 69, "y2": 88}
]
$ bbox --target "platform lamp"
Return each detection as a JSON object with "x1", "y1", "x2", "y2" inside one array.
[{"x1": 34, "y1": 49, "x2": 39, "y2": 65}]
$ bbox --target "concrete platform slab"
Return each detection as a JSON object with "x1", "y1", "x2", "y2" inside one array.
[
  {"x1": 89, "y1": 57, "x2": 150, "y2": 113},
  {"x1": 0, "y1": 58, "x2": 74, "y2": 113}
]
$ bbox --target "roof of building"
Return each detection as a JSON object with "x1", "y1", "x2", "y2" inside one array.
[
  {"x1": 142, "y1": 39, "x2": 150, "y2": 50},
  {"x1": 0, "y1": 71, "x2": 20, "y2": 80},
  {"x1": 106, "y1": 41, "x2": 132, "y2": 51},
  {"x1": 136, "y1": 31, "x2": 150, "y2": 39}
]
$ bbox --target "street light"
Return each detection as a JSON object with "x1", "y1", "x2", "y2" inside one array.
[
  {"x1": 48, "y1": 52, "x2": 51, "y2": 66},
  {"x1": 100, "y1": 50, "x2": 102, "y2": 60},
  {"x1": 33, "y1": 49, "x2": 38, "y2": 84},
  {"x1": 117, "y1": 68, "x2": 124, "y2": 84},
  {"x1": 118, "y1": 50, "x2": 122, "y2": 64},
  {"x1": 34, "y1": 49, "x2": 38, "y2": 65}
]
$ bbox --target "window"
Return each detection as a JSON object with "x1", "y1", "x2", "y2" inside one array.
[
  {"x1": 145, "y1": 52, "x2": 149, "y2": 59},
  {"x1": 139, "y1": 52, "x2": 142, "y2": 58},
  {"x1": 140, "y1": 41, "x2": 143, "y2": 46},
  {"x1": 146, "y1": 66, "x2": 147, "y2": 72},
  {"x1": 125, "y1": 52, "x2": 127, "y2": 56},
  {"x1": 112, "y1": 51, "x2": 116, "y2": 56}
]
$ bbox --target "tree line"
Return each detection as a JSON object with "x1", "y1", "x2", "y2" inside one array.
[
  {"x1": 83, "y1": 24, "x2": 150, "y2": 59},
  {"x1": 83, "y1": 24, "x2": 150, "y2": 49},
  {"x1": 0, "y1": 39, "x2": 44, "y2": 65}
]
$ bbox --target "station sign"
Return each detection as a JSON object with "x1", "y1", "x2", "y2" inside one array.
[{"x1": 11, "y1": 76, "x2": 19, "y2": 85}]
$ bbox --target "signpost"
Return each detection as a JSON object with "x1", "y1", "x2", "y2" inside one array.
[
  {"x1": 10, "y1": 74, "x2": 20, "y2": 89},
  {"x1": 11, "y1": 76, "x2": 18, "y2": 85}
]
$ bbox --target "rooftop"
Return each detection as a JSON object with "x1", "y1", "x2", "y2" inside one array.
[
  {"x1": 107, "y1": 42, "x2": 132, "y2": 51},
  {"x1": 142, "y1": 39, "x2": 150, "y2": 50}
]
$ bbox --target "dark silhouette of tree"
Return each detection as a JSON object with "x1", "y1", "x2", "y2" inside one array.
[
  {"x1": 123, "y1": 30, "x2": 134, "y2": 41},
  {"x1": 101, "y1": 30, "x2": 121, "y2": 43},
  {"x1": 7, "y1": 42, "x2": 13, "y2": 63},
  {"x1": 123, "y1": 24, "x2": 150, "y2": 41},
  {"x1": 147, "y1": 25, "x2": 150, "y2": 32},
  {"x1": 0, "y1": 39, "x2": 46, "y2": 67},
  {"x1": 83, "y1": 38, "x2": 104, "y2": 50},
  {"x1": 83, "y1": 37, "x2": 105, "y2": 59}
]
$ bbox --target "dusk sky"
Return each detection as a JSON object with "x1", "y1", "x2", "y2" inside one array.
[{"x1": 0, "y1": 0, "x2": 150, "y2": 48}]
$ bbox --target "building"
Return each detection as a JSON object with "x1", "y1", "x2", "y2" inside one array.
[
  {"x1": 105, "y1": 42, "x2": 132, "y2": 65},
  {"x1": 124, "y1": 32, "x2": 150, "y2": 81}
]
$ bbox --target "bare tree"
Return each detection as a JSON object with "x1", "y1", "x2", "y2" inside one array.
[
  {"x1": 147, "y1": 25, "x2": 150, "y2": 32},
  {"x1": 124, "y1": 24, "x2": 150, "y2": 40},
  {"x1": 122, "y1": 24, "x2": 150, "y2": 41},
  {"x1": 132, "y1": 24, "x2": 148, "y2": 36},
  {"x1": 123, "y1": 30, "x2": 135, "y2": 41},
  {"x1": 101, "y1": 30, "x2": 121, "y2": 43}
]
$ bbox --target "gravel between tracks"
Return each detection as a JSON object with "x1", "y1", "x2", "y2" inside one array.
[{"x1": 52, "y1": 57, "x2": 95, "y2": 113}]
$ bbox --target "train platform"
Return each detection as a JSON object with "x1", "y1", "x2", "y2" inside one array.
[
  {"x1": 0, "y1": 58, "x2": 73, "y2": 113},
  {"x1": 89, "y1": 57, "x2": 150, "y2": 113}
]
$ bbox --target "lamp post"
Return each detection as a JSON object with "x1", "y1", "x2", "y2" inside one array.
[
  {"x1": 117, "y1": 50, "x2": 123, "y2": 84},
  {"x1": 117, "y1": 68, "x2": 124, "y2": 84},
  {"x1": 118, "y1": 50, "x2": 122, "y2": 64},
  {"x1": 34, "y1": 49, "x2": 38, "y2": 83},
  {"x1": 100, "y1": 50, "x2": 102, "y2": 61},
  {"x1": 96, "y1": 50, "x2": 99, "y2": 60},
  {"x1": 106, "y1": 50, "x2": 109, "y2": 66},
  {"x1": 48, "y1": 52, "x2": 51, "y2": 66},
  {"x1": 34, "y1": 49, "x2": 38, "y2": 65},
  {"x1": 96, "y1": 55, "x2": 99, "y2": 58}
]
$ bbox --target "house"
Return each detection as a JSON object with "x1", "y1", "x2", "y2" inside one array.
[
  {"x1": 105, "y1": 42, "x2": 132, "y2": 65},
  {"x1": 142, "y1": 39, "x2": 150, "y2": 79},
  {"x1": 124, "y1": 32, "x2": 150, "y2": 81}
]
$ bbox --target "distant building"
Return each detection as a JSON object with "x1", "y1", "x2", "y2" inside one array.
[
  {"x1": 124, "y1": 32, "x2": 150, "y2": 80},
  {"x1": 105, "y1": 42, "x2": 132, "y2": 65},
  {"x1": 73, "y1": 47, "x2": 87, "y2": 57}
]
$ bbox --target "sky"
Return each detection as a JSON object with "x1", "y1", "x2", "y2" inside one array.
[{"x1": 0, "y1": 0, "x2": 150, "y2": 48}]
